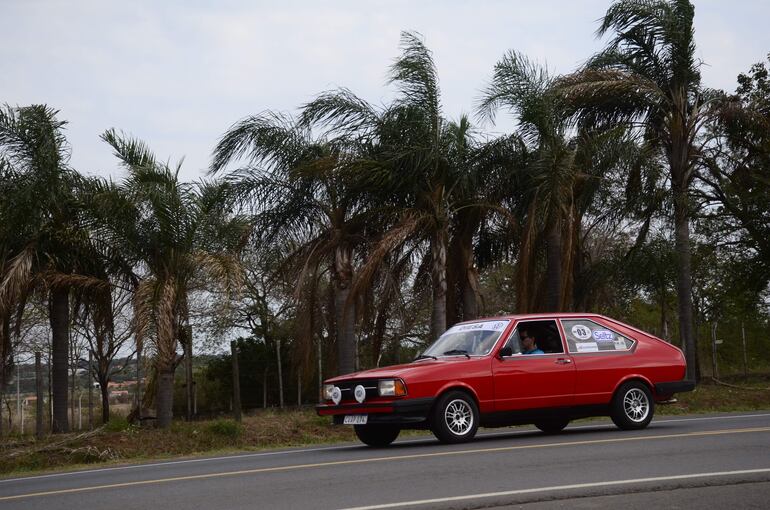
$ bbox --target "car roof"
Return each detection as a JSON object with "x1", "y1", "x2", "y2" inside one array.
[{"x1": 459, "y1": 312, "x2": 607, "y2": 322}]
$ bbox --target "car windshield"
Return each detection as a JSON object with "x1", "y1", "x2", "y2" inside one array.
[{"x1": 421, "y1": 320, "x2": 511, "y2": 357}]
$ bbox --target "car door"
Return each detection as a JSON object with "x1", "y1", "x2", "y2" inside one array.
[
  {"x1": 560, "y1": 317, "x2": 637, "y2": 405},
  {"x1": 492, "y1": 319, "x2": 576, "y2": 411}
]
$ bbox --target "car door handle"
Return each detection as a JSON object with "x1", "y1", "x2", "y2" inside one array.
[{"x1": 555, "y1": 358, "x2": 572, "y2": 365}]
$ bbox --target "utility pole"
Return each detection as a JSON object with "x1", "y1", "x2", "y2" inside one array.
[
  {"x1": 231, "y1": 341, "x2": 241, "y2": 422},
  {"x1": 35, "y1": 352, "x2": 43, "y2": 439}
]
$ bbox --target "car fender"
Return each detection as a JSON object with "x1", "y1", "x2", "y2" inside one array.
[
  {"x1": 434, "y1": 381, "x2": 481, "y2": 408},
  {"x1": 612, "y1": 374, "x2": 655, "y2": 396}
]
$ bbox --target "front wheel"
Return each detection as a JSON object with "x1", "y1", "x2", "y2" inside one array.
[
  {"x1": 354, "y1": 424, "x2": 400, "y2": 447},
  {"x1": 611, "y1": 381, "x2": 654, "y2": 430},
  {"x1": 431, "y1": 391, "x2": 479, "y2": 444}
]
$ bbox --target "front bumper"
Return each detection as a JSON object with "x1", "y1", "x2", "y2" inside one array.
[
  {"x1": 316, "y1": 397, "x2": 435, "y2": 425},
  {"x1": 655, "y1": 380, "x2": 696, "y2": 396}
]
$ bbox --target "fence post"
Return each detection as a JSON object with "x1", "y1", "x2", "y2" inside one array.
[
  {"x1": 185, "y1": 326, "x2": 193, "y2": 421},
  {"x1": 36, "y1": 352, "x2": 43, "y2": 438},
  {"x1": 711, "y1": 322, "x2": 719, "y2": 380},
  {"x1": 741, "y1": 322, "x2": 748, "y2": 378},
  {"x1": 88, "y1": 351, "x2": 93, "y2": 430},
  {"x1": 317, "y1": 336, "x2": 322, "y2": 403},
  {"x1": 231, "y1": 341, "x2": 241, "y2": 422}
]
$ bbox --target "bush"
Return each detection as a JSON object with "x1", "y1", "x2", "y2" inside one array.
[
  {"x1": 104, "y1": 415, "x2": 131, "y2": 432},
  {"x1": 205, "y1": 419, "x2": 241, "y2": 438}
]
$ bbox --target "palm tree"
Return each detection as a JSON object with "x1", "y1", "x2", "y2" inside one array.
[
  {"x1": 88, "y1": 130, "x2": 247, "y2": 427},
  {"x1": 211, "y1": 112, "x2": 380, "y2": 375},
  {"x1": 0, "y1": 104, "x2": 91, "y2": 433},
  {"x1": 478, "y1": 51, "x2": 633, "y2": 312},
  {"x1": 304, "y1": 31, "x2": 476, "y2": 341},
  {"x1": 557, "y1": 0, "x2": 706, "y2": 379}
]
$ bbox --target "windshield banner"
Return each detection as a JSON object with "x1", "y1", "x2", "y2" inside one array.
[{"x1": 447, "y1": 320, "x2": 510, "y2": 334}]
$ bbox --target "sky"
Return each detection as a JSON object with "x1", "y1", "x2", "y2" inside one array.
[{"x1": 3, "y1": 0, "x2": 768, "y2": 183}]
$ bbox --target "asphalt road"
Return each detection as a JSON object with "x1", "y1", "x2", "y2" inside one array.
[{"x1": 1, "y1": 412, "x2": 769, "y2": 509}]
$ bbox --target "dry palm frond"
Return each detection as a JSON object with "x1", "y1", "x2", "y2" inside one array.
[
  {"x1": 132, "y1": 278, "x2": 157, "y2": 355},
  {"x1": 192, "y1": 251, "x2": 245, "y2": 296},
  {"x1": 350, "y1": 211, "x2": 428, "y2": 304},
  {"x1": 0, "y1": 245, "x2": 35, "y2": 313},
  {"x1": 155, "y1": 277, "x2": 177, "y2": 367},
  {"x1": 43, "y1": 271, "x2": 110, "y2": 291}
]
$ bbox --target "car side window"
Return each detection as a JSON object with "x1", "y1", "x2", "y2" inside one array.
[
  {"x1": 502, "y1": 329, "x2": 522, "y2": 355},
  {"x1": 562, "y1": 319, "x2": 634, "y2": 353},
  {"x1": 501, "y1": 319, "x2": 564, "y2": 355}
]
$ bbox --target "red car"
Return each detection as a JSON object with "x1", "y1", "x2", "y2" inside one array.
[{"x1": 317, "y1": 314, "x2": 694, "y2": 446}]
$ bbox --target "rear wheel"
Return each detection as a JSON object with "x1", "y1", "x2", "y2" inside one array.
[
  {"x1": 611, "y1": 381, "x2": 654, "y2": 430},
  {"x1": 431, "y1": 391, "x2": 479, "y2": 444},
  {"x1": 534, "y1": 416, "x2": 570, "y2": 434},
  {"x1": 354, "y1": 424, "x2": 400, "y2": 447}
]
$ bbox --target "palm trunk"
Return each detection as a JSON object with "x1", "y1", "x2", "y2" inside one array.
[
  {"x1": 430, "y1": 231, "x2": 448, "y2": 340},
  {"x1": 456, "y1": 210, "x2": 482, "y2": 322},
  {"x1": 515, "y1": 202, "x2": 538, "y2": 313},
  {"x1": 155, "y1": 365, "x2": 175, "y2": 428},
  {"x1": 669, "y1": 100, "x2": 697, "y2": 381},
  {"x1": 673, "y1": 185, "x2": 697, "y2": 380},
  {"x1": 99, "y1": 374, "x2": 110, "y2": 424},
  {"x1": 50, "y1": 286, "x2": 70, "y2": 433},
  {"x1": 333, "y1": 245, "x2": 356, "y2": 375},
  {"x1": 545, "y1": 217, "x2": 563, "y2": 312}
]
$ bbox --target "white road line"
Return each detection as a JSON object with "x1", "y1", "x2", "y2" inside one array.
[
  {"x1": 339, "y1": 468, "x2": 770, "y2": 510},
  {"x1": 2, "y1": 412, "x2": 768, "y2": 484}
]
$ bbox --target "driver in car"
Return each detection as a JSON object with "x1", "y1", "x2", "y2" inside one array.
[{"x1": 520, "y1": 330, "x2": 544, "y2": 354}]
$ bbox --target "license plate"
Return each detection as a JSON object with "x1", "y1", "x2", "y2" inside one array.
[{"x1": 343, "y1": 415, "x2": 368, "y2": 425}]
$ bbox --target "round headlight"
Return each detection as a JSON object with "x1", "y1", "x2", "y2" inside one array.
[
  {"x1": 331, "y1": 386, "x2": 342, "y2": 405},
  {"x1": 354, "y1": 384, "x2": 366, "y2": 403}
]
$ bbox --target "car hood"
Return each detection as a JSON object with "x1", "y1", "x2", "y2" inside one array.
[{"x1": 325, "y1": 358, "x2": 466, "y2": 382}]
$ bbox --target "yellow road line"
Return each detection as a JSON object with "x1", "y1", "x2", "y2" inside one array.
[{"x1": 2, "y1": 426, "x2": 768, "y2": 502}]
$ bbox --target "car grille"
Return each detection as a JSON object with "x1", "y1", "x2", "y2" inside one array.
[{"x1": 335, "y1": 379, "x2": 380, "y2": 402}]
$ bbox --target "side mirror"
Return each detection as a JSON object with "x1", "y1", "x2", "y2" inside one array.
[{"x1": 498, "y1": 346, "x2": 513, "y2": 358}]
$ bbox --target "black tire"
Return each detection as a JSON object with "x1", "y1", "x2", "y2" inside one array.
[
  {"x1": 610, "y1": 381, "x2": 655, "y2": 430},
  {"x1": 534, "y1": 416, "x2": 570, "y2": 434},
  {"x1": 431, "y1": 390, "x2": 480, "y2": 444},
  {"x1": 354, "y1": 424, "x2": 400, "y2": 447}
]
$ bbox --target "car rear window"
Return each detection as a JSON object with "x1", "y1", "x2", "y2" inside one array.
[{"x1": 561, "y1": 319, "x2": 634, "y2": 353}]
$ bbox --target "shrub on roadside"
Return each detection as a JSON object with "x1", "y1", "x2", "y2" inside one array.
[{"x1": 205, "y1": 419, "x2": 241, "y2": 438}]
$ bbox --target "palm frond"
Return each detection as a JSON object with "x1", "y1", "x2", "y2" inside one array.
[{"x1": 388, "y1": 31, "x2": 441, "y2": 127}]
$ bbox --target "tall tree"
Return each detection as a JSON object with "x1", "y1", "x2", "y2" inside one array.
[
  {"x1": 0, "y1": 104, "x2": 88, "y2": 432},
  {"x1": 211, "y1": 112, "x2": 374, "y2": 375},
  {"x1": 558, "y1": 0, "x2": 707, "y2": 379},
  {"x1": 88, "y1": 130, "x2": 247, "y2": 427},
  {"x1": 478, "y1": 51, "x2": 633, "y2": 312},
  {"x1": 304, "y1": 31, "x2": 478, "y2": 341}
]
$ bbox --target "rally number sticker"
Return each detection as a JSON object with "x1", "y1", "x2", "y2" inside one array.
[{"x1": 571, "y1": 324, "x2": 592, "y2": 341}]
